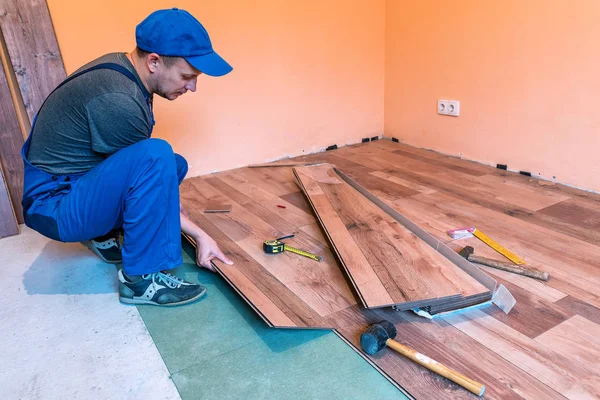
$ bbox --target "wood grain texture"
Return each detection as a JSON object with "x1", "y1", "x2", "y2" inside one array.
[
  {"x1": 535, "y1": 315, "x2": 600, "y2": 376},
  {"x1": 479, "y1": 279, "x2": 572, "y2": 338},
  {"x1": 178, "y1": 139, "x2": 600, "y2": 399},
  {"x1": 0, "y1": 163, "x2": 18, "y2": 238},
  {"x1": 393, "y1": 192, "x2": 600, "y2": 307},
  {"x1": 180, "y1": 177, "x2": 356, "y2": 328},
  {"x1": 538, "y1": 198, "x2": 600, "y2": 232},
  {"x1": 555, "y1": 295, "x2": 600, "y2": 325},
  {"x1": 444, "y1": 309, "x2": 599, "y2": 399},
  {"x1": 329, "y1": 306, "x2": 563, "y2": 400},
  {"x1": 0, "y1": 56, "x2": 23, "y2": 222},
  {"x1": 0, "y1": 0, "x2": 66, "y2": 122},
  {"x1": 332, "y1": 143, "x2": 600, "y2": 246},
  {"x1": 294, "y1": 164, "x2": 489, "y2": 310}
]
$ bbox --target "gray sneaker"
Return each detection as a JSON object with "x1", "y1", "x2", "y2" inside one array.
[
  {"x1": 118, "y1": 269, "x2": 207, "y2": 306},
  {"x1": 82, "y1": 231, "x2": 122, "y2": 264}
]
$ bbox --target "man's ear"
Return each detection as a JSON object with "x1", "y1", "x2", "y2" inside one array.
[{"x1": 147, "y1": 53, "x2": 161, "y2": 73}]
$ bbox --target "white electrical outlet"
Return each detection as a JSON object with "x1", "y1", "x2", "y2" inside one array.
[
  {"x1": 447, "y1": 100, "x2": 460, "y2": 116},
  {"x1": 438, "y1": 99, "x2": 448, "y2": 115},
  {"x1": 437, "y1": 99, "x2": 460, "y2": 117}
]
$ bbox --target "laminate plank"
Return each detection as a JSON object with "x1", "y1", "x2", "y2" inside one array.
[
  {"x1": 0, "y1": 0, "x2": 66, "y2": 121},
  {"x1": 302, "y1": 154, "x2": 421, "y2": 201},
  {"x1": 393, "y1": 192, "x2": 600, "y2": 287},
  {"x1": 181, "y1": 192, "x2": 315, "y2": 328},
  {"x1": 380, "y1": 139, "x2": 600, "y2": 210},
  {"x1": 555, "y1": 296, "x2": 600, "y2": 325},
  {"x1": 0, "y1": 165, "x2": 18, "y2": 238},
  {"x1": 336, "y1": 150, "x2": 442, "y2": 176},
  {"x1": 476, "y1": 175, "x2": 571, "y2": 212},
  {"x1": 329, "y1": 306, "x2": 562, "y2": 400},
  {"x1": 392, "y1": 148, "x2": 487, "y2": 177},
  {"x1": 294, "y1": 164, "x2": 489, "y2": 310},
  {"x1": 293, "y1": 169, "x2": 394, "y2": 307},
  {"x1": 535, "y1": 315, "x2": 600, "y2": 376},
  {"x1": 218, "y1": 172, "x2": 315, "y2": 228},
  {"x1": 395, "y1": 312, "x2": 564, "y2": 400},
  {"x1": 235, "y1": 167, "x2": 299, "y2": 196},
  {"x1": 181, "y1": 176, "x2": 356, "y2": 327},
  {"x1": 279, "y1": 191, "x2": 314, "y2": 215},
  {"x1": 388, "y1": 142, "x2": 496, "y2": 176},
  {"x1": 491, "y1": 170, "x2": 600, "y2": 204},
  {"x1": 183, "y1": 188, "x2": 333, "y2": 328},
  {"x1": 370, "y1": 170, "x2": 437, "y2": 195},
  {"x1": 383, "y1": 162, "x2": 567, "y2": 213},
  {"x1": 444, "y1": 309, "x2": 600, "y2": 399},
  {"x1": 236, "y1": 235, "x2": 354, "y2": 318},
  {"x1": 211, "y1": 254, "x2": 298, "y2": 328},
  {"x1": 335, "y1": 153, "x2": 394, "y2": 171},
  {"x1": 298, "y1": 222, "x2": 329, "y2": 246},
  {"x1": 248, "y1": 161, "x2": 323, "y2": 168},
  {"x1": 479, "y1": 279, "x2": 572, "y2": 338},
  {"x1": 379, "y1": 166, "x2": 599, "y2": 246},
  {"x1": 399, "y1": 193, "x2": 600, "y2": 310},
  {"x1": 446, "y1": 237, "x2": 600, "y2": 311},
  {"x1": 0, "y1": 56, "x2": 24, "y2": 222},
  {"x1": 538, "y1": 198, "x2": 600, "y2": 232},
  {"x1": 330, "y1": 307, "x2": 477, "y2": 400}
]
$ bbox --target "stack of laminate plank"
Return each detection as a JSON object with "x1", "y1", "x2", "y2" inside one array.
[{"x1": 293, "y1": 163, "x2": 495, "y2": 314}]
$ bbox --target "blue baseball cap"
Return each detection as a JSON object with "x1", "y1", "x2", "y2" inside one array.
[{"x1": 136, "y1": 8, "x2": 232, "y2": 77}]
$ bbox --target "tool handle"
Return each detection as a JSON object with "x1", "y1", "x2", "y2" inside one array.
[
  {"x1": 385, "y1": 339, "x2": 485, "y2": 397},
  {"x1": 469, "y1": 255, "x2": 549, "y2": 281}
]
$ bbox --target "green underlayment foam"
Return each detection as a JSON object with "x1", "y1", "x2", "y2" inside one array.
[{"x1": 134, "y1": 240, "x2": 409, "y2": 399}]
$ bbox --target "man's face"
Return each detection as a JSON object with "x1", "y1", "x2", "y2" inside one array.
[{"x1": 154, "y1": 58, "x2": 201, "y2": 100}]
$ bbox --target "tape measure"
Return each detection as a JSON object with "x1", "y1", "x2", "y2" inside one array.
[
  {"x1": 472, "y1": 229, "x2": 526, "y2": 265},
  {"x1": 263, "y1": 239, "x2": 322, "y2": 262}
]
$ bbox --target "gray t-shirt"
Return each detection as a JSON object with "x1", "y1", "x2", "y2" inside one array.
[{"x1": 27, "y1": 52, "x2": 154, "y2": 175}]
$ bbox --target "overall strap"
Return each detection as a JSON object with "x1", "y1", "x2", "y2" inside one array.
[{"x1": 37, "y1": 62, "x2": 151, "y2": 116}]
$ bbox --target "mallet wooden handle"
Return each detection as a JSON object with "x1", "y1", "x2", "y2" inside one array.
[
  {"x1": 385, "y1": 339, "x2": 485, "y2": 397},
  {"x1": 468, "y1": 255, "x2": 549, "y2": 281}
]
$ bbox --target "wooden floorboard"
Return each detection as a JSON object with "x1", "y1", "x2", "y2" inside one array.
[
  {"x1": 181, "y1": 178, "x2": 356, "y2": 328},
  {"x1": 0, "y1": 164, "x2": 18, "y2": 238},
  {"x1": 293, "y1": 163, "x2": 489, "y2": 310},
  {"x1": 180, "y1": 139, "x2": 600, "y2": 399},
  {"x1": 0, "y1": 57, "x2": 24, "y2": 223},
  {"x1": 0, "y1": 0, "x2": 66, "y2": 122},
  {"x1": 444, "y1": 309, "x2": 600, "y2": 399},
  {"x1": 534, "y1": 315, "x2": 600, "y2": 376},
  {"x1": 479, "y1": 279, "x2": 572, "y2": 339},
  {"x1": 554, "y1": 296, "x2": 600, "y2": 325}
]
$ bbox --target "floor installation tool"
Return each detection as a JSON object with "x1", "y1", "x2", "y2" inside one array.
[
  {"x1": 472, "y1": 228, "x2": 526, "y2": 265},
  {"x1": 360, "y1": 320, "x2": 486, "y2": 397},
  {"x1": 458, "y1": 246, "x2": 549, "y2": 281},
  {"x1": 263, "y1": 239, "x2": 323, "y2": 262},
  {"x1": 203, "y1": 203, "x2": 232, "y2": 213},
  {"x1": 448, "y1": 227, "x2": 526, "y2": 265}
]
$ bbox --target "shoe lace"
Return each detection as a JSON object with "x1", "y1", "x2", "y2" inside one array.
[{"x1": 152, "y1": 271, "x2": 185, "y2": 289}]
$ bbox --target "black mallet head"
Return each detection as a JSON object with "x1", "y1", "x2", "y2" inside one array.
[
  {"x1": 360, "y1": 320, "x2": 397, "y2": 355},
  {"x1": 458, "y1": 246, "x2": 475, "y2": 259}
]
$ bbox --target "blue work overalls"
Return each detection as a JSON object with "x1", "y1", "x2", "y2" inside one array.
[{"x1": 22, "y1": 63, "x2": 186, "y2": 275}]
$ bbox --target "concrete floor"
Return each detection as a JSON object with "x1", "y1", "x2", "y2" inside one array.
[{"x1": 1, "y1": 226, "x2": 407, "y2": 400}]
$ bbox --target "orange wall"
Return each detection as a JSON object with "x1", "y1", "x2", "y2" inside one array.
[
  {"x1": 385, "y1": 1, "x2": 600, "y2": 192},
  {"x1": 47, "y1": 0, "x2": 385, "y2": 176}
]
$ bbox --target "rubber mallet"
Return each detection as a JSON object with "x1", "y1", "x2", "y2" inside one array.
[
  {"x1": 360, "y1": 320, "x2": 486, "y2": 397},
  {"x1": 458, "y1": 246, "x2": 549, "y2": 281}
]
